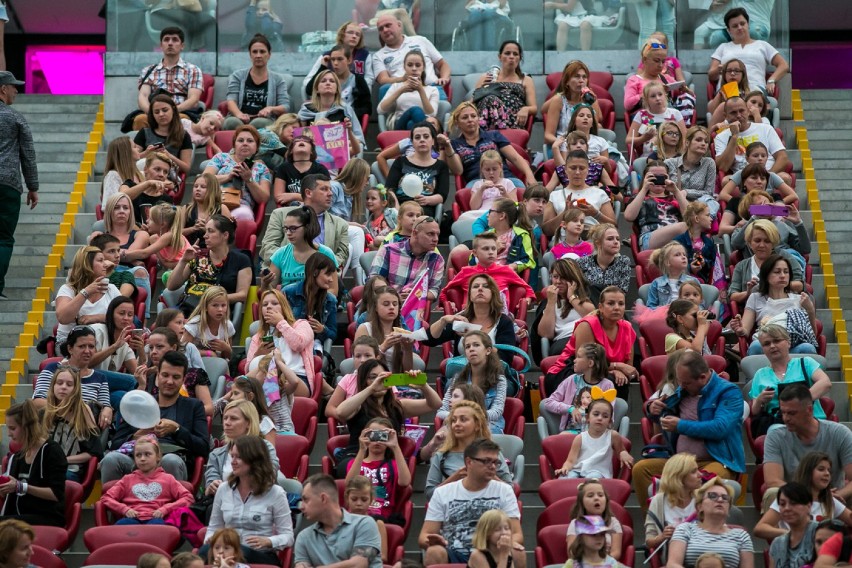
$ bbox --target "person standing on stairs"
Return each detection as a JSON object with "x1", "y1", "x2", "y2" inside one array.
[{"x1": 0, "y1": 71, "x2": 38, "y2": 300}]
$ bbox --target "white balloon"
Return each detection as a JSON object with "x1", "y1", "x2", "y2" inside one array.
[
  {"x1": 400, "y1": 174, "x2": 424, "y2": 197},
  {"x1": 120, "y1": 390, "x2": 161, "y2": 429}
]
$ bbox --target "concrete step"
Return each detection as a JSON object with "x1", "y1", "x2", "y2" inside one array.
[
  {"x1": 31, "y1": 132, "x2": 98, "y2": 144},
  {"x1": 12, "y1": 103, "x2": 100, "y2": 115}
]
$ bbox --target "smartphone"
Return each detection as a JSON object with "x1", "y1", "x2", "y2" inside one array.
[
  {"x1": 262, "y1": 334, "x2": 274, "y2": 343},
  {"x1": 131, "y1": 329, "x2": 145, "y2": 338},
  {"x1": 749, "y1": 204, "x2": 788, "y2": 217},
  {"x1": 151, "y1": 142, "x2": 165, "y2": 150},
  {"x1": 383, "y1": 372, "x2": 428, "y2": 388},
  {"x1": 368, "y1": 430, "x2": 389, "y2": 442},
  {"x1": 574, "y1": 198, "x2": 588, "y2": 207},
  {"x1": 653, "y1": 174, "x2": 668, "y2": 186},
  {"x1": 261, "y1": 267, "x2": 271, "y2": 277},
  {"x1": 244, "y1": 158, "x2": 254, "y2": 169}
]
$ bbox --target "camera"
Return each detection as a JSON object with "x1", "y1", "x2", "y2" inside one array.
[{"x1": 368, "y1": 430, "x2": 389, "y2": 442}]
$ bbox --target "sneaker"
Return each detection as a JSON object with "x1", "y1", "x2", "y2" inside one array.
[{"x1": 0, "y1": 293, "x2": 8, "y2": 300}]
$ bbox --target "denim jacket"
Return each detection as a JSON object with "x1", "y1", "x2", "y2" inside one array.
[
  {"x1": 657, "y1": 372, "x2": 746, "y2": 473},
  {"x1": 646, "y1": 273, "x2": 699, "y2": 309},
  {"x1": 283, "y1": 281, "x2": 338, "y2": 343}
]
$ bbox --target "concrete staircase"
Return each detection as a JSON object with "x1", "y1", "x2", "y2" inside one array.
[{"x1": 0, "y1": 95, "x2": 101, "y2": 381}]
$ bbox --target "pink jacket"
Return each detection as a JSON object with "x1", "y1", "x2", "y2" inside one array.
[
  {"x1": 101, "y1": 467, "x2": 194, "y2": 520},
  {"x1": 438, "y1": 263, "x2": 535, "y2": 306},
  {"x1": 247, "y1": 318, "x2": 315, "y2": 380},
  {"x1": 623, "y1": 72, "x2": 675, "y2": 113}
]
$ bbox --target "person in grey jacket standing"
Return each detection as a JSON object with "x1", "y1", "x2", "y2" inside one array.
[
  {"x1": 0, "y1": 71, "x2": 38, "y2": 299},
  {"x1": 223, "y1": 33, "x2": 290, "y2": 130}
]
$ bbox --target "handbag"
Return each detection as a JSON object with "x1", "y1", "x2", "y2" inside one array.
[
  {"x1": 470, "y1": 83, "x2": 503, "y2": 105},
  {"x1": 222, "y1": 187, "x2": 243, "y2": 210}
]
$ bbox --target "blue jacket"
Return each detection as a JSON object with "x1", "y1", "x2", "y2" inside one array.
[
  {"x1": 283, "y1": 281, "x2": 338, "y2": 343},
  {"x1": 646, "y1": 273, "x2": 699, "y2": 308},
  {"x1": 658, "y1": 372, "x2": 745, "y2": 473},
  {"x1": 673, "y1": 232, "x2": 717, "y2": 284}
]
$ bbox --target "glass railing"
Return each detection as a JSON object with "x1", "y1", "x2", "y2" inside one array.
[{"x1": 105, "y1": 0, "x2": 789, "y2": 77}]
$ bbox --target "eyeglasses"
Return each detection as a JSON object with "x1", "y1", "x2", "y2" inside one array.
[
  {"x1": 663, "y1": 131, "x2": 681, "y2": 137},
  {"x1": 704, "y1": 492, "x2": 730, "y2": 502},
  {"x1": 413, "y1": 216, "x2": 436, "y2": 230},
  {"x1": 726, "y1": 69, "x2": 744, "y2": 75},
  {"x1": 469, "y1": 457, "x2": 502, "y2": 467},
  {"x1": 283, "y1": 225, "x2": 304, "y2": 233}
]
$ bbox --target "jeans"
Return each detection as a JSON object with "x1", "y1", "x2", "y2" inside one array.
[
  {"x1": 102, "y1": 370, "x2": 138, "y2": 412},
  {"x1": 115, "y1": 518, "x2": 167, "y2": 526},
  {"x1": 0, "y1": 184, "x2": 22, "y2": 295},
  {"x1": 100, "y1": 452, "x2": 188, "y2": 484},
  {"x1": 380, "y1": 83, "x2": 447, "y2": 102},
  {"x1": 747, "y1": 339, "x2": 817, "y2": 356},
  {"x1": 634, "y1": 0, "x2": 676, "y2": 49},
  {"x1": 394, "y1": 106, "x2": 427, "y2": 131},
  {"x1": 466, "y1": 10, "x2": 513, "y2": 51}
]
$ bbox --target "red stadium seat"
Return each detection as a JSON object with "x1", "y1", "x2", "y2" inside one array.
[
  {"x1": 539, "y1": 433, "x2": 632, "y2": 483},
  {"x1": 638, "y1": 318, "x2": 725, "y2": 359},
  {"x1": 275, "y1": 434, "x2": 311, "y2": 482},
  {"x1": 535, "y1": 524, "x2": 571, "y2": 568},
  {"x1": 206, "y1": 130, "x2": 235, "y2": 159},
  {"x1": 84, "y1": 525, "x2": 182, "y2": 554},
  {"x1": 234, "y1": 219, "x2": 258, "y2": 258},
  {"x1": 538, "y1": 478, "x2": 632, "y2": 507},
  {"x1": 376, "y1": 130, "x2": 409, "y2": 150},
  {"x1": 451, "y1": 187, "x2": 474, "y2": 221},
  {"x1": 536, "y1": 496, "x2": 634, "y2": 533},
  {"x1": 502, "y1": 397, "x2": 526, "y2": 439},
  {"x1": 291, "y1": 396, "x2": 319, "y2": 452},
  {"x1": 201, "y1": 73, "x2": 215, "y2": 110},
  {"x1": 499, "y1": 129, "x2": 530, "y2": 151},
  {"x1": 84, "y1": 543, "x2": 170, "y2": 566},
  {"x1": 32, "y1": 545, "x2": 67, "y2": 568}
]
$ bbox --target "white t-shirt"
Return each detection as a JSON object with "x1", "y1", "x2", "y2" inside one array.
[
  {"x1": 92, "y1": 323, "x2": 135, "y2": 372},
  {"x1": 383, "y1": 82, "x2": 440, "y2": 128},
  {"x1": 55, "y1": 283, "x2": 121, "y2": 344},
  {"x1": 770, "y1": 497, "x2": 846, "y2": 529},
  {"x1": 714, "y1": 121, "x2": 785, "y2": 173},
  {"x1": 711, "y1": 40, "x2": 779, "y2": 91},
  {"x1": 425, "y1": 480, "x2": 519, "y2": 555},
  {"x1": 632, "y1": 108, "x2": 684, "y2": 157},
  {"x1": 373, "y1": 35, "x2": 443, "y2": 86},
  {"x1": 185, "y1": 316, "x2": 236, "y2": 346},
  {"x1": 549, "y1": 186, "x2": 611, "y2": 224}
]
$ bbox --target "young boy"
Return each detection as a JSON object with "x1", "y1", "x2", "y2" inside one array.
[
  {"x1": 89, "y1": 234, "x2": 137, "y2": 299},
  {"x1": 439, "y1": 232, "x2": 534, "y2": 311}
]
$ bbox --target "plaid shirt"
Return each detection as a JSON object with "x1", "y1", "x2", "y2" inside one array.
[
  {"x1": 138, "y1": 58, "x2": 203, "y2": 106},
  {"x1": 370, "y1": 239, "x2": 445, "y2": 299},
  {"x1": 0, "y1": 102, "x2": 38, "y2": 193}
]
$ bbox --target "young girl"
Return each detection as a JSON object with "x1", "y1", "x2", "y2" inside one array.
[
  {"x1": 183, "y1": 286, "x2": 234, "y2": 359},
  {"x1": 678, "y1": 281, "x2": 706, "y2": 308},
  {"x1": 694, "y1": 553, "x2": 726, "y2": 568},
  {"x1": 345, "y1": 476, "x2": 389, "y2": 561},
  {"x1": 42, "y1": 366, "x2": 102, "y2": 482},
  {"x1": 385, "y1": 122, "x2": 449, "y2": 217},
  {"x1": 182, "y1": 110, "x2": 224, "y2": 154},
  {"x1": 345, "y1": 417, "x2": 412, "y2": 524},
  {"x1": 183, "y1": 173, "x2": 229, "y2": 247},
  {"x1": 122, "y1": 203, "x2": 190, "y2": 270},
  {"x1": 461, "y1": 151, "x2": 519, "y2": 222},
  {"x1": 745, "y1": 90, "x2": 772, "y2": 125},
  {"x1": 152, "y1": 309, "x2": 205, "y2": 371},
  {"x1": 719, "y1": 144, "x2": 797, "y2": 205},
  {"x1": 272, "y1": 135, "x2": 331, "y2": 206},
  {"x1": 627, "y1": 81, "x2": 686, "y2": 160},
  {"x1": 355, "y1": 275, "x2": 390, "y2": 325},
  {"x1": 547, "y1": 131, "x2": 616, "y2": 193},
  {"x1": 665, "y1": 299, "x2": 711, "y2": 354},
  {"x1": 327, "y1": 336, "x2": 385, "y2": 421},
  {"x1": 550, "y1": 208, "x2": 593, "y2": 260},
  {"x1": 485, "y1": 198, "x2": 536, "y2": 274},
  {"x1": 214, "y1": 375, "x2": 277, "y2": 444},
  {"x1": 382, "y1": 200, "x2": 423, "y2": 245},
  {"x1": 365, "y1": 184, "x2": 399, "y2": 248},
  {"x1": 418, "y1": 383, "x2": 486, "y2": 462},
  {"x1": 468, "y1": 510, "x2": 526, "y2": 568},
  {"x1": 378, "y1": 51, "x2": 440, "y2": 131},
  {"x1": 648, "y1": 121, "x2": 685, "y2": 161},
  {"x1": 101, "y1": 436, "x2": 194, "y2": 524},
  {"x1": 675, "y1": 201, "x2": 726, "y2": 288},
  {"x1": 207, "y1": 528, "x2": 250, "y2": 568},
  {"x1": 543, "y1": 150, "x2": 616, "y2": 237},
  {"x1": 354, "y1": 286, "x2": 414, "y2": 373},
  {"x1": 566, "y1": 481, "x2": 625, "y2": 559},
  {"x1": 101, "y1": 137, "x2": 144, "y2": 208},
  {"x1": 133, "y1": 94, "x2": 193, "y2": 175},
  {"x1": 284, "y1": 252, "x2": 338, "y2": 345},
  {"x1": 554, "y1": 399, "x2": 633, "y2": 479},
  {"x1": 331, "y1": 157, "x2": 371, "y2": 223},
  {"x1": 560, "y1": 104, "x2": 610, "y2": 165},
  {"x1": 623, "y1": 162, "x2": 688, "y2": 251},
  {"x1": 565, "y1": 515, "x2": 628, "y2": 568},
  {"x1": 247, "y1": 350, "x2": 299, "y2": 434},
  {"x1": 640, "y1": 242, "x2": 699, "y2": 310},
  {"x1": 543, "y1": 343, "x2": 614, "y2": 432}
]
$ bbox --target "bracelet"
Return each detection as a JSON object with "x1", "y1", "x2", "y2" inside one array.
[
  {"x1": 569, "y1": 295, "x2": 579, "y2": 302},
  {"x1": 767, "y1": 79, "x2": 776, "y2": 84},
  {"x1": 80, "y1": 289, "x2": 90, "y2": 299}
]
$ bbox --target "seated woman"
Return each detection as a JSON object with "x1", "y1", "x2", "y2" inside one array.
[
  {"x1": 471, "y1": 40, "x2": 536, "y2": 130},
  {"x1": 42, "y1": 365, "x2": 103, "y2": 482},
  {"x1": 623, "y1": 160, "x2": 689, "y2": 251},
  {"x1": 283, "y1": 253, "x2": 338, "y2": 347},
  {"x1": 746, "y1": 324, "x2": 831, "y2": 437},
  {"x1": 297, "y1": 70, "x2": 364, "y2": 155},
  {"x1": 624, "y1": 41, "x2": 693, "y2": 123},
  {"x1": 165, "y1": 215, "x2": 253, "y2": 316},
  {"x1": 763, "y1": 483, "x2": 818, "y2": 568},
  {"x1": 377, "y1": 51, "x2": 439, "y2": 131},
  {"x1": 90, "y1": 296, "x2": 143, "y2": 374},
  {"x1": 424, "y1": 401, "x2": 512, "y2": 499},
  {"x1": 139, "y1": 327, "x2": 213, "y2": 416},
  {"x1": 426, "y1": 274, "x2": 517, "y2": 368},
  {"x1": 542, "y1": 150, "x2": 616, "y2": 238},
  {"x1": 535, "y1": 258, "x2": 595, "y2": 358},
  {"x1": 385, "y1": 121, "x2": 449, "y2": 218},
  {"x1": 0, "y1": 520, "x2": 38, "y2": 568},
  {"x1": 132, "y1": 94, "x2": 192, "y2": 175},
  {"x1": 267, "y1": 206, "x2": 338, "y2": 290},
  {"x1": 101, "y1": 137, "x2": 144, "y2": 209},
  {"x1": 203, "y1": 125, "x2": 272, "y2": 223},
  {"x1": 730, "y1": 254, "x2": 818, "y2": 356},
  {"x1": 667, "y1": 478, "x2": 754, "y2": 568},
  {"x1": 203, "y1": 436, "x2": 294, "y2": 565},
  {"x1": 334, "y1": 359, "x2": 441, "y2": 478},
  {"x1": 644, "y1": 453, "x2": 704, "y2": 563},
  {"x1": 92, "y1": 193, "x2": 151, "y2": 302},
  {"x1": 0, "y1": 400, "x2": 68, "y2": 527},
  {"x1": 204, "y1": 400, "x2": 284, "y2": 499},
  {"x1": 435, "y1": 331, "x2": 508, "y2": 434},
  {"x1": 576, "y1": 224, "x2": 633, "y2": 302},
  {"x1": 272, "y1": 135, "x2": 330, "y2": 207},
  {"x1": 544, "y1": 60, "x2": 605, "y2": 143},
  {"x1": 666, "y1": 126, "x2": 719, "y2": 217},
  {"x1": 302, "y1": 22, "x2": 374, "y2": 95},
  {"x1": 115, "y1": 152, "x2": 175, "y2": 229},
  {"x1": 247, "y1": 288, "x2": 315, "y2": 399},
  {"x1": 223, "y1": 33, "x2": 290, "y2": 131}
]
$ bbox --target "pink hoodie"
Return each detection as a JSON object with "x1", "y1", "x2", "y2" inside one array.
[{"x1": 101, "y1": 467, "x2": 194, "y2": 521}]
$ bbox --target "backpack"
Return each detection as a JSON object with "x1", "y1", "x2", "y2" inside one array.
[{"x1": 444, "y1": 344, "x2": 530, "y2": 398}]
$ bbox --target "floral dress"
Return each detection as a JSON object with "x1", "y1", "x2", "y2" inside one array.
[{"x1": 474, "y1": 81, "x2": 527, "y2": 130}]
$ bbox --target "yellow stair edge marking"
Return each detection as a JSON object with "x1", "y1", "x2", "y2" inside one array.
[{"x1": 791, "y1": 90, "x2": 852, "y2": 398}]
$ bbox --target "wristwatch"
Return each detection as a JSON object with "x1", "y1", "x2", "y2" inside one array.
[{"x1": 80, "y1": 289, "x2": 90, "y2": 299}]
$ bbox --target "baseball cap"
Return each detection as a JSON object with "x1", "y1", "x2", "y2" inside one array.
[
  {"x1": 574, "y1": 515, "x2": 614, "y2": 536},
  {"x1": 0, "y1": 71, "x2": 24, "y2": 86}
]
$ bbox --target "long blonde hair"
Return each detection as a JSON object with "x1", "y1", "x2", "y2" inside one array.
[
  {"x1": 148, "y1": 203, "x2": 186, "y2": 252},
  {"x1": 103, "y1": 192, "x2": 137, "y2": 233},
  {"x1": 42, "y1": 365, "x2": 98, "y2": 441},
  {"x1": 310, "y1": 70, "x2": 343, "y2": 110},
  {"x1": 188, "y1": 286, "x2": 230, "y2": 339},
  {"x1": 67, "y1": 245, "x2": 103, "y2": 293},
  {"x1": 188, "y1": 172, "x2": 222, "y2": 220},
  {"x1": 335, "y1": 157, "x2": 370, "y2": 222},
  {"x1": 660, "y1": 452, "x2": 699, "y2": 507},
  {"x1": 439, "y1": 400, "x2": 491, "y2": 453},
  {"x1": 256, "y1": 288, "x2": 296, "y2": 338},
  {"x1": 471, "y1": 510, "x2": 511, "y2": 550}
]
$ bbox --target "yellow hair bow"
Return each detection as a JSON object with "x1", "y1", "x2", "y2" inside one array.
[{"x1": 591, "y1": 386, "x2": 616, "y2": 403}]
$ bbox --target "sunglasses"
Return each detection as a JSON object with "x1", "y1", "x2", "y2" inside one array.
[
  {"x1": 649, "y1": 42, "x2": 667, "y2": 50},
  {"x1": 704, "y1": 492, "x2": 730, "y2": 502},
  {"x1": 413, "y1": 216, "x2": 436, "y2": 230}
]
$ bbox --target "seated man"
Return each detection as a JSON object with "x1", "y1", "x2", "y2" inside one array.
[
  {"x1": 419, "y1": 438, "x2": 523, "y2": 566},
  {"x1": 633, "y1": 350, "x2": 745, "y2": 507},
  {"x1": 439, "y1": 232, "x2": 534, "y2": 311},
  {"x1": 372, "y1": 14, "x2": 451, "y2": 100},
  {"x1": 132, "y1": 26, "x2": 204, "y2": 132},
  {"x1": 295, "y1": 473, "x2": 382, "y2": 568},
  {"x1": 763, "y1": 384, "x2": 852, "y2": 509},
  {"x1": 369, "y1": 215, "x2": 445, "y2": 301},
  {"x1": 714, "y1": 96, "x2": 791, "y2": 184},
  {"x1": 100, "y1": 351, "x2": 210, "y2": 483}
]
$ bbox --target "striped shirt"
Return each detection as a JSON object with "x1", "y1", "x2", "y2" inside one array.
[
  {"x1": 671, "y1": 523, "x2": 753, "y2": 568},
  {"x1": 33, "y1": 361, "x2": 112, "y2": 409},
  {"x1": 0, "y1": 101, "x2": 38, "y2": 193},
  {"x1": 369, "y1": 239, "x2": 445, "y2": 299},
  {"x1": 138, "y1": 58, "x2": 203, "y2": 106}
]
